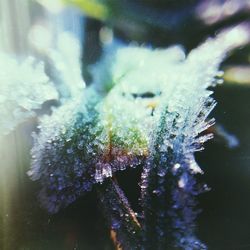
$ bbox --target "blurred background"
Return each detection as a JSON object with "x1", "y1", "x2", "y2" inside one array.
[{"x1": 0, "y1": 0, "x2": 250, "y2": 249}]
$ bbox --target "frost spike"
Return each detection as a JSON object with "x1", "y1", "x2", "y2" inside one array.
[{"x1": 141, "y1": 23, "x2": 249, "y2": 250}]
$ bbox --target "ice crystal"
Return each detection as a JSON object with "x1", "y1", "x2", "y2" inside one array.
[
  {"x1": 29, "y1": 81, "x2": 152, "y2": 212},
  {"x1": 28, "y1": 22, "x2": 249, "y2": 227},
  {"x1": 140, "y1": 24, "x2": 250, "y2": 249},
  {"x1": 0, "y1": 52, "x2": 58, "y2": 136},
  {"x1": 28, "y1": 87, "x2": 103, "y2": 213}
]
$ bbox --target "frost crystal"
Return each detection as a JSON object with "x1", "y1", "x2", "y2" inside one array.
[
  {"x1": 0, "y1": 52, "x2": 58, "y2": 136},
  {"x1": 28, "y1": 22, "x2": 249, "y2": 225},
  {"x1": 29, "y1": 87, "x2": 103, "y2": 213},
  {"x1": 140, "y1": 24, "x2": 250, "y2": 249}
]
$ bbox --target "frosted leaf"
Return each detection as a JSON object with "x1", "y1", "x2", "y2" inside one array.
[
  {"x1": 30, "y1": 29, "x2": 85, "y2": 100},
  {"x1": 91, "y1": 45, "x2": 188, "y2": 182},
  {"x1": 29, "y1": 82, "x2": 151, "y2": 213},
  {"x1": 28, "y1": 87, "x2": 104, "y2": 213},
  {"x1": 48, "y1": 32, "x2": 85, "y2": 99},
  {"x1": 93, "y1": 24, "x2": 249, "y2": 186},
  {"x1": 91, "y1": 44, "x2": 185, "y2": 93},
  {"x1": 140, "y1": 23, "x2": 250, "y2": 249},
  {"x1": 29, "y1": 44, "x2": 176, "y2": 210},
  {"x1": 30, "y1": 83, "x2": 146, "y2": 212},
  {"x1": 0, "y1": 52, "x2": 58, "y2": 136},
  {"x1": 28, "y1": 23, "x2": 249, "y2": 216}
]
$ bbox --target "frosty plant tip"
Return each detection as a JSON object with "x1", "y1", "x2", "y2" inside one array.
[{"x1": 2, "y1": 22, "x2": 248, "y2": 249}]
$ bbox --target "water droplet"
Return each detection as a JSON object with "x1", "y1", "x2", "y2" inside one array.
[{"x1": 67, "y1": 148, "x2": 73, "y2": 154}]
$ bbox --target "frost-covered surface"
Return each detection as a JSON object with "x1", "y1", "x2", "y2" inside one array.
[
  {"x1": 91, "y1": 44, "x2": 185, "y2": 93},
  {"x1": 28, "y1": 82, "x2": 150, "y2": 212},
  {"x1": 30, "y1": 29, "x2": 86, "y2": 100},
  {"x1": 0, "y1": 53, "x2": 58, "y2": 136},
  {"x1": 28, "y1": 23, "x2": 249, "y2": 247},
  {"x1": 140, "y1": 24, "x2": 250, "y2": 249},
  {"x1": 28, "y1": 45, "x2": 188, "y2": 213},
  {"x1": 45, "y1": 32, "x2": 86, "y2": 100},
  {"x1": 29, "y1": 88, "x2": 103, "y2": 213}
]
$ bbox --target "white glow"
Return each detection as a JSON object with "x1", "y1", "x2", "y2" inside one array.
[{"x1": 28, "y1": 24, "x2": 52, "y2": 52}]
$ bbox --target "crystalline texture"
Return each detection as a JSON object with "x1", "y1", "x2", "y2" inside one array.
[
  {"x1": 44, "y1": 32, "x2": 86, "y2": 100},
  {"x1": 28, "y1": 23, "x2": 249, "y2": 227},
  {"x1": 93, "y1": 45, "x2": 187, "y2": 182},
  {"x1": 0, "y1": 53, "x2": 58, "y2": 136},
  {"x1": 29, "y1": 87, "x2": 104, "y2": 213},
  {"x1": 29, "y1": 29, "x2": 86, "y2": 101},
  {"x1": 141, "y1": 23, "x2": 250, "y2": 249}
]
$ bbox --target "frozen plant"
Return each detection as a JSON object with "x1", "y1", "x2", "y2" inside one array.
[{"x1": 27, "y1": 23, "x2": 249, "y2": 249}]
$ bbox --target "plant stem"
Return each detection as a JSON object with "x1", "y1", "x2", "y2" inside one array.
[{"x1": 96, "y1": 177, "x2": 142, "y2": 250}]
